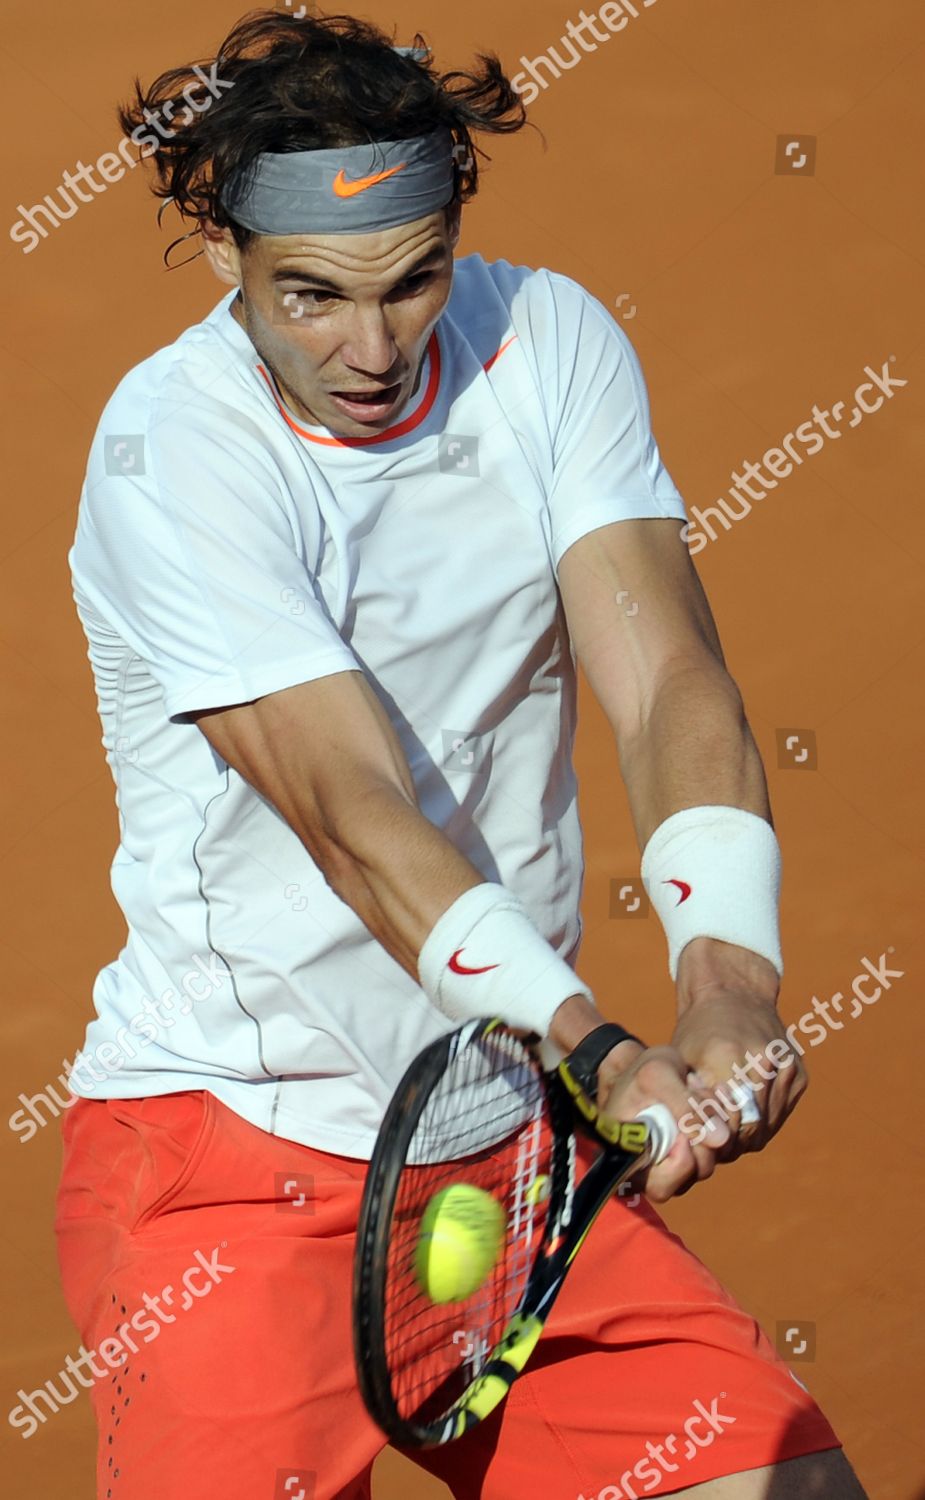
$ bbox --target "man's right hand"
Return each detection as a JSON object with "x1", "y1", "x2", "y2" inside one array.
[
  {"x1": 595, "y1": 1041, "x2": 731, "y2": 1204},
  {"x1": 548, "y1": 996, "x2": 732, "y2": 1203}
]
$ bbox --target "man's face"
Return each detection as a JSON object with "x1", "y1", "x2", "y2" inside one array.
[{"x1": 210, "y1": 206, "x2": 460, "y2": 437}]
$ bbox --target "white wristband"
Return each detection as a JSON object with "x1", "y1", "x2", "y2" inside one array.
[
  {"x1": 640, "y1": 806, "x2": 783, "y2": 982},
  {"x1": 417, "y1": 882, "x2": 592, "y2": 1036}
]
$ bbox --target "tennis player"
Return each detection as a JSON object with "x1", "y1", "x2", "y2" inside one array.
[{"x1": 55, "y1": 11, "x2": 868, "y2": 1499}]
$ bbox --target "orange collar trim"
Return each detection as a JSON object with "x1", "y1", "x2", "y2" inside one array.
[
  {"x1": 483, "y1": 334, "x2": 518, "y2": 373},
  {"x1": 256, "y1": 329, "x2": 442, "y2": 449}
]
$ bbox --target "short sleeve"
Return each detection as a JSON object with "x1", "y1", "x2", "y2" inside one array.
[
  {"x1": 537, "y1": 272, "x2": 688, "y2": 569},
  {"x1": 71, "y1": 388, "x2": 359, "y2": 722}
]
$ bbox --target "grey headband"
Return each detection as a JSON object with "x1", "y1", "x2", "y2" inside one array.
[{"x1": 221, "y1": 126, "x2": 458, "y2": 236}]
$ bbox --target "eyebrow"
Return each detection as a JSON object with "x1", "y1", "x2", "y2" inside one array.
[{"x1": 271, "y1": 246, "x2": 449, "y2": 293}]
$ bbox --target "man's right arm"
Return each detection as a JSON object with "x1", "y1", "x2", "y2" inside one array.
[
  {"x1": 193, "y1": 669, "x2": 485, "y2": 980},
  {"x1": 194, "y1": 671, "x2": 609, "y2": 1052},
  {"x1": 192, "y1": 668, "x2": 721, "y2": 1197}
]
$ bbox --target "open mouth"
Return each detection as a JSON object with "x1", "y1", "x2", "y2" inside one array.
[
  {"x1": 334, "y1": 386, "x2": 398, "y2": 402},
  {"x1": 329, "y1": 382, "x2": 403, "y2": 422}
]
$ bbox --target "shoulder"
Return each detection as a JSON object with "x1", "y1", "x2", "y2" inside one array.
[
  {"x1": 448, "y1": 255, "x2": 626, "y2": 367},
  {"x1": 86, "y1": 294, "x2": 280, "y2": 496},
  {"x1": 101, "y1": 295, "x2": 251, "y2": 419},
  {"x1": 449, "y1": 253, "x2": 585, "y2": 326},
  {"x1": 450, "y1": 253, "x2": 591, "y2": 312}
]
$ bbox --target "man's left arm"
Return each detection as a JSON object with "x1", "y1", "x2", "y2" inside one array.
[{"x1": 557, "y1": 515, "x2": 807, "y2": 1162}]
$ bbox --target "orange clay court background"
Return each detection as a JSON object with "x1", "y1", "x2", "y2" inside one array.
[{"x1": 1, "y1": 1, "x2": 924, "y2": 1496}]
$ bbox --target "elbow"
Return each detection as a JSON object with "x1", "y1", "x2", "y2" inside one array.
[
  {"x1": 615, "y1": 656, "x2": 746, "y2": 756},
  {"x1": 650, "y1": 654, "x2": 745, "y2": 722}
]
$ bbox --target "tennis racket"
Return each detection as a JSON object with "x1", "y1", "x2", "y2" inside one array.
[{"x1": 353, "y1": 1017, "x2": 677, "y2": 1448}]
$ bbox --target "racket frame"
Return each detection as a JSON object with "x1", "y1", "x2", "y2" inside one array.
[{"x1": 353, "y1": 1017, "x2": 664, "y2": 1448}]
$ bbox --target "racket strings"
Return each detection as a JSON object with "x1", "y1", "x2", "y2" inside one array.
[{"x1": 382, "y1": 1031, "x2": 554, "y2": 1424}]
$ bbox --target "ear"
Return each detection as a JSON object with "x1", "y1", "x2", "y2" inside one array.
[
  {"x1": 201, "y1": 223, "x2": 243, "y2": 287},
  {"x1": 446, "y1": 200, "x2": 462, "y2": 250}
]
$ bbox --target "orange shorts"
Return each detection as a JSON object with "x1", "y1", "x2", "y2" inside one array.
[{"x1": 52, "y1": 1089, "x2": 840, "y2": 1499}]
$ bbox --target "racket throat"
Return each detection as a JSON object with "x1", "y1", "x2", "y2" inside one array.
[{"x1": 447, "y1": 1313, "x2": 545, "y2": 1439}]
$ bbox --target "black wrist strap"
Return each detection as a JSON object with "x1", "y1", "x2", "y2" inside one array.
[{"x1": 561, "y1": 1022, "x2": 644, "y2": 1100}]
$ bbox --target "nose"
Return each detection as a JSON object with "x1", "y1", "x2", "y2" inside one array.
[{"x1": 339, "y1": 307, "x2": 400, "y2": 379}]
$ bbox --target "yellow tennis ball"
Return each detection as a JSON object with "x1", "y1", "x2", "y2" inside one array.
[
  {"x1": 525, "y1": 1174, "x2": 550, "y2": 1207},
  {"x1": 414, "y1": 1184, "x2": 505, "y2": 1304}
]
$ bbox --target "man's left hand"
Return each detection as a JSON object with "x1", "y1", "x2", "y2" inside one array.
[{"x1": 671, "y1": 937, "x2": 807, "y2": 1161}]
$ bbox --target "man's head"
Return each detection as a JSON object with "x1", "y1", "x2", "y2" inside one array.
[
  {"x1": 202, "y1": 201, "x2": 460, "y2": 436},
  {"x1": 119, "y1": 9, "x2": 530, "y2": 436}
]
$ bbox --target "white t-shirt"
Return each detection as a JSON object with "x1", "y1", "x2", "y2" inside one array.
[{"x1": 67, "y1": 253, "x2": 687, "y2": 1156}]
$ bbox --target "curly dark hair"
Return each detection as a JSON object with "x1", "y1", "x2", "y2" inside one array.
[{"x1": 117, "y1": 8, "x2": 532, "y2": 265}]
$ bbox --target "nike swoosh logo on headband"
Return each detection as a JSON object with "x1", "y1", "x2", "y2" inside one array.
[
  {"x1": 332, "y1": 163, "x2": 408, "y2": 198},
  {"x1": 665, "y1": 879, "x2": 692, "y2": 904},
  {"x1": 448, "y1": 950, "x2": 500, "y2": 976}
]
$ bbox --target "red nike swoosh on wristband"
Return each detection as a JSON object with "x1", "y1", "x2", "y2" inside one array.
[
  {"x1": 448, "y1": 949, "x2": 501, "y2": 976},
  {"x1": 665, "y1": 879, "x2": 692, "y2": 904}
]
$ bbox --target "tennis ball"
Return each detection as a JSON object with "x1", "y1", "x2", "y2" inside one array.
[
  {"x1": 525, "y1": 1174, "x2": 550, "y2": 1207},
  {"x1": 414, "y1": 1184, "x2": 505, "y2": 1304}
]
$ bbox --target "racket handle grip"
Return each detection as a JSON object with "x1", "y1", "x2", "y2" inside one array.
[{"x1": 634, "y1": 1103, "x2": 678, "y2": 1164}]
